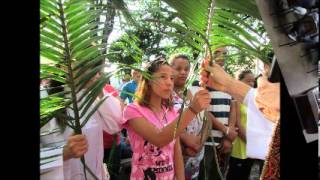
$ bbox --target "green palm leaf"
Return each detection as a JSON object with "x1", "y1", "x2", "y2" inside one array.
[
  {"x1": 216, "y1": 0, "x2": 260, "y2": 19},
  {"x1": 162, "y1": 0, "x2": 269, "y2": 63}
]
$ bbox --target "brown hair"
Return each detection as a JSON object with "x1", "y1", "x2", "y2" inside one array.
[{"x1": 135, "y1": 57, "x2": 174, "y2": 110}]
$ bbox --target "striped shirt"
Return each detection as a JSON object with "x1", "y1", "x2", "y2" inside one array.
[{"x1": 192, "y1": 81, "x2": 232, "y2": 146}]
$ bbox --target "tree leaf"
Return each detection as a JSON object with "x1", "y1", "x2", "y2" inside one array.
[
  {"x1": 80, "y1": 95, "x2": 109, "y2": 128},
  {"x1": 40, "y1": 34, "x2": 65, "y2": 51},
  {"x1": 43, "y1": 20, "x2": 63, "y2": 36},
  {"x1": 72, "y1": 54, "x2": 108, "y2": 72},
  {"x1": 40, "y1": 51, "x2": 63, "y2": 63},
  {"x1": 41, "y1": 29, "x2": 64, "y2": 43},
  {"x1": 78, "y1": 76, "x2": 110, "y2": 118},
  {"x1": 70, "y1": 34, "x2": 105, "y2": 54},
  {"x1": 69, "y1": 21, "x2": 103, "y2": 41},
  {"x1": 73, "y1": 58, "x2": 104, "y2": 80}
]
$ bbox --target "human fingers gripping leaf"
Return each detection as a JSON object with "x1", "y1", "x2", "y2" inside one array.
[
  {"x1": 208, "y1": 64, "x2": 233, "y2": 91},
  {"x1": 64, "y1": 134, "x2": 89, "y2": 160},
  {"x1": 199, "y1": 69, "x2": 209, "y2": 87},
  {"x1": 200, "y1": 59, "x2": 233, "y2": 92},
  {"x1": 190, "y1": 88, "x2": 211, "y2": 113}
]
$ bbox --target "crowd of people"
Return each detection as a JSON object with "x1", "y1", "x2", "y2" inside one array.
[{"x1": 40, "y1": 47, "x2": 280, "y2": 180}]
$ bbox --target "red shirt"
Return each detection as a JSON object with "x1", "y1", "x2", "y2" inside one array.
[
  {"x1": 103, "y1": 84, "x2": 119, "y2": 97},
  {"x1": 103, "y1": 84, "x2": 121, "y2": 149},
  {"x1": 103, "y1": 131, "x2": 121, "y2": 149}
]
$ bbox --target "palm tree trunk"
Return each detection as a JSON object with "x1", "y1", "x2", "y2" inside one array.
[{"x1": 102, "y1": 0, "x2": 116, "y2": 55}]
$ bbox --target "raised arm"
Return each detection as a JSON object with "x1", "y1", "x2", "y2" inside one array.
[
  {"x1": 128, "y1": 108, "x2": 195, "y2": 147},
  {"x1": 201, "y1": 61, "x2": 279, "y2": 122},
  {"x1": 128, "y1": 89, "x2": 210, "y2": 148},
  {"x1": 200, "y1": 62, "x2": 251, "y2": 103}
]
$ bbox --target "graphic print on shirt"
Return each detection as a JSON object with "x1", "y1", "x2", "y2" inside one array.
[{"x1": 137, "y1": 140, "x2": 173, "y2": 179}]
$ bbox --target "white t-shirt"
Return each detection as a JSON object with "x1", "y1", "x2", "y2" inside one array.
[{"x1": 244, "y1": 88, "x2": 276, "y2": 160}]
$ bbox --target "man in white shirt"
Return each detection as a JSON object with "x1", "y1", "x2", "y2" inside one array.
[{"x1": 200, "y1": 60, "x2": 280, "y2": 179}]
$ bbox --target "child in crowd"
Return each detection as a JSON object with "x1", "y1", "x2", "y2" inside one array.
[{"x1": 122, "y1": 58, "x2": 211, "y2": 179}]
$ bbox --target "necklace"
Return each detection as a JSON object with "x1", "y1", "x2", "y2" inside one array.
[{"x1": 150, "y1": 105, "x2": 169, "y2": 128}]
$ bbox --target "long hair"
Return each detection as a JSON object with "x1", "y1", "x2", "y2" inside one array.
[{"x1": 135, "y1": 57, "x2": 174, "y2": 110}]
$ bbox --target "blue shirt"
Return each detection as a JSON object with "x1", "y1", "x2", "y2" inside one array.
[{"x1": 120, "y1": 80, "x2": 138, "y2": 103}]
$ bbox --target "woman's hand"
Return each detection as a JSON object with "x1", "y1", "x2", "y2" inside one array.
[{"x1": 190, "y1": 88, "x2": 211, "y2": 113}]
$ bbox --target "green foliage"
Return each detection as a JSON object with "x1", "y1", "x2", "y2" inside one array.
[
  {"x1": 108, "y1": 33, "x2": 144, "y2": 65},
  {"x1": 40, "y1": 0, "x2": 108, "y2": 132},
  {"x1": 224, "y1": 48, "x2": 256, "y2": 76},
  {"x1": 160, "y1": 0, "x2": 272, "y2": 74},
  {"x1": 104, "y1": 0, "x2": 272, "y2": 76}
]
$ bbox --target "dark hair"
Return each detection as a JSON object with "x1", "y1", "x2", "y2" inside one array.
[
  {"x1": 135, "y1": 57, "x2": 173, "y2": 109},
  {"x1": 237, "y1": 70, "x2": 253, "y2": 80},
  {"x1": 168, "y1": 54, "x2": 190, "y2": 66}
]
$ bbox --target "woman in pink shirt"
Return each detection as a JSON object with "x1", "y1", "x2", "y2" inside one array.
[{"x1": 122, "y1": 58, "x2": 211, "y2": 179}]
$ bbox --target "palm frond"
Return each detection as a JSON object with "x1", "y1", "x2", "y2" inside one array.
[
  {"x1": 162, "y1": 0, "x2": 269, "y2": 63},
  {"x1": 40, "y1": 0, "x2": 123, "y2": 178}
]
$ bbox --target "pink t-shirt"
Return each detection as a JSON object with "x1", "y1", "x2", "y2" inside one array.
[{"x1": 123, "y1": 103, "x2": 178, "y2": 180}]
